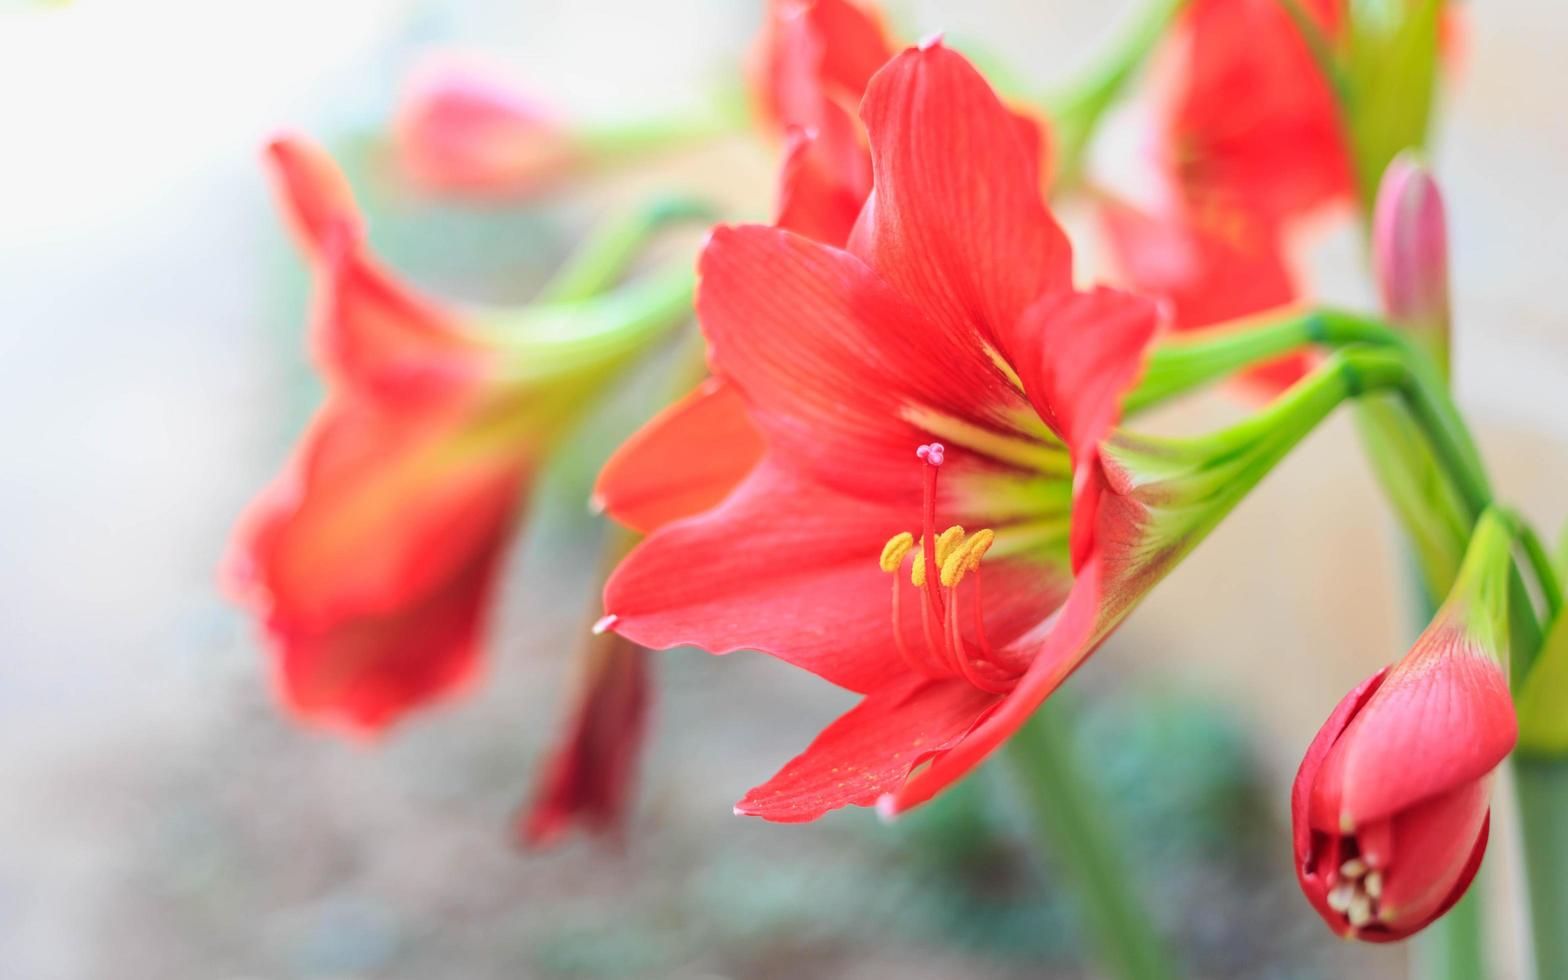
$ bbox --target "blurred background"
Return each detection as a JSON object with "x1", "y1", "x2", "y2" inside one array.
[{"x1": 2, "y1": 0, "x2": 1565, "y2": 977}]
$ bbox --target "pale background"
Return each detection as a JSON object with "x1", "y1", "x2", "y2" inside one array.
[{"x1": 0, "y1": 1, "x2": 1563, "y2": 977}]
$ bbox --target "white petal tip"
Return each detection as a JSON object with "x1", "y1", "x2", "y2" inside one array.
[
  {"x1": 732, "y1": 805, "x2": 746, "y2": 817},
  {"x1": 586, "y1": 493, "x2": 606, "y2": 515},
  {"x1": 591, "y1": 613, "x2": 619, "y2": 635},
  {"x1": 875, "y1": 794, "x2": 900, "y2": 823},
  {"x1": 917, "y1": 32, "x2": 944, "y2": 52}
]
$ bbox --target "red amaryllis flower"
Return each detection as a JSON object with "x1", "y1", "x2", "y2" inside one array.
[
  {"x1": 1293, "y1": 515, "x2": 1517, "y2": 941},
  {"x1": 599, "y1": 43, "x2": 1189, "y2": 822},
  {"x1": 226, "y1": 136, "x2": 691, "y2": 733},
  {"x1": 519, "y1": 627, "x2": 652, "y2": 847},
  {"x1": 395, "y1": 55, "x2": 579, "y2": 200}
]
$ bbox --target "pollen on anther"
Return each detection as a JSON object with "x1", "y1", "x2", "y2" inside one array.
[
  {"x1": 934, "y1": 525, "x2": 965, "y2": 564},
  {"x1": 911, "y1": 551, "x2": 927, "y2": 587},
  {"x1": 963, "y1": 529, "x2": 995, "y2": 570},
  {"x1": 879, "y1": 531, "x2": 915, "y2": 572}
]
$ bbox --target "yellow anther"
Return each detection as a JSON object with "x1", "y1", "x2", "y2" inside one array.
[
  {"x1": 934, "y1": 525, "x2": 965, "y2": 564},
  {"x1": 879, "y1": 532, "x2": 915, "y2": 573},
  {"x1": 911, "y1": 551, "x2": 927, "y2": 587},
  {"x1": 963, "y1": 528, "x2": 995, "y2": 571},
  {"x1": 939, "y1": 547, "x2": 970, "y2": 588}
]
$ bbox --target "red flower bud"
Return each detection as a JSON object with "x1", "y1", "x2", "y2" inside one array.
[{"x1": 1293, "y1": 516, "x2": 1517, "y2": 941}]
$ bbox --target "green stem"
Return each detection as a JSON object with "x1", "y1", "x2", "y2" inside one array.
[
  {"x1": 536, "y1": 196, "x2": 716, "y2": 304},
  {"x1": 1005, "y1": 697, "x2": 1179, "y2": 980},
  {"x1": 1507, "y1": 511, "x2": 1566, "y2": 622},
  {"x1": 1411, "y1": 886, "x2": 1485, "y2": 980},
  {"x1": 1127, "y1": 308, "x2": 1402, "y2": 413},
  {"x1": 1515, "y1": 757, "x2": 1568, "y2": 979}
]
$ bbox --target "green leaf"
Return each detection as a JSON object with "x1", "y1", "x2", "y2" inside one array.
[
  {"x1": 1518, "y1": 612, "x2": 1568, "y2": 756},
  {"x1": 1343, "y1": 0, "x2": 1443, "y2": 206}
]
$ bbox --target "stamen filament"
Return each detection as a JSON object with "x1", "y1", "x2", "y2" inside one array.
[{"x1": 891, "y1": 573, "x2": 944, "y2": 679}]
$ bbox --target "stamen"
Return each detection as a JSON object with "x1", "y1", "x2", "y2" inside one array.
[
  {"x1": 1363, "y1": 872, "x2": 1383, "y2": 900},
  {"x1": 911, "y1": 550, "x2": 927, "y2": 588},
  {"x1": 880, "y1": 532, "x2": 915, "y2": 572},
  {"x1": 939, "y1": 545, "x2": 970, "y2": 588},
  {"x1": 1326, "y1": 883, "x2": 1354, "y2": 913},
  {"x1": 891, "y1": 569, "x2": 944, "y2": 679},
  {"x1": 946, "y1": 579, "x2": 1012, "y2": 694},
  {"x1": 934, "y1": 525, "x2": 966, "y2": 564}
]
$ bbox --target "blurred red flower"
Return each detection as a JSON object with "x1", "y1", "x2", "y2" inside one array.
[
  {"x1": 226, "y1": 137, "x2": 690, "y2": 733},
  {"x1": 1101, "y1": 0, "x2": 1353, "y2": 390}
]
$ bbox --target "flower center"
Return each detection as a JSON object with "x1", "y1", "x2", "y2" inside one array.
[
  {"x1": 877, "y1": 443, "x2": 1015, "y2": 694},
  {"x1": 1322, "y1": 840, "x2": 1387, "y2": 932}
]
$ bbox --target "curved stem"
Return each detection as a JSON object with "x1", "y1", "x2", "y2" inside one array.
[{"x1": 1507, "y1": 511, "x2": 1565, "y2": 622}]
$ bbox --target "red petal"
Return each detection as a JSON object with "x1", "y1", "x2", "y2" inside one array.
[
  {"x1": 697, "y1": 223, "x2": 1031, "y2": 504},
  {"x1": 604, "y1": 459, "x2": 1060, "y2": 695},
  {"x1": 266, "y1": 135, "x2": 362, "y2": 257},
  {"x1": 520, "y1": 635, "x2": 652, "y2": 848},
  {"x1": 1017, "y1": 289, "x2": 1159, "y2": 456},
  {"x1": 774, "y1": 108, "x2": 871, "y2": 246},
  {"x1": 883, "y1": 553, "x2": 1108, "y2": 815},
  {"x1": 1292, "y1": 666, "x2": 1389, "y2": 924},
  {"x1": 228, "y1": 400, "x2": 530, "y2": 634},
  {"x1": 754, "y1": 0, "x2": 895, "y2": 130},
  {"x1": 735, "y1": 673, "x2": 998, "y2": 822},
  {"x1": 1320, "y1": 625, "x2": 1516, "y2": 828},
  {"x1": 1373, "y1": 778, "x2": 1491, "y2": 930},
  {"x1": 849, "y1": 42, "x2": 1072, "y2": 361},
  {"x1": 595, "y1": 378, "x2": 766, "y2": 534},
  {"x1": 266, "y1": 137, "x2": 497, "y2": 398},
  {"x1": 804, "y1": 0, "x2": 896, "y2": 102},
  {"x1": 263, "y1": 536, "x2": 504, "y2": 733}
]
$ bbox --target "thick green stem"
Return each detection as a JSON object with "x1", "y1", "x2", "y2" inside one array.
[
  {"x1": 1005, "y1": 698, "x2": 1179, "y2": 980},
  {"x1": 1515, "y1": 757, "x2": 1568, "y2": 979}
]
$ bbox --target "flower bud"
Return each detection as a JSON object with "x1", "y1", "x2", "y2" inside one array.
[
  {"x1": 395, "y1": 55, "x2": 578, "y2": 199},
  {"x1": 1373, "y1": 154, "x2": 1451, "y2": 375},
  {"x1": 1292, "y1": 512, "x2": 1517, "y2": 941}
]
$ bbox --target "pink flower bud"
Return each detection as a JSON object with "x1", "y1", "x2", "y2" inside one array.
[
  {"x1": 394, "y1": 55, "x2": 577, "y2": 199},
  {"x1": 1373, "y1": 154, "x2": 1451, "y2": 372}
]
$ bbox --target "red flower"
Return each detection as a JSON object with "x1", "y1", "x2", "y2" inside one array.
[
  {"x1": 395, "y1": 55, "x2": 580, "y2": 200},
  {"x1": 226, "y1": 136, "x2": 691, "y2": 733},
  {"x1": 519, "y1": 627, "x2": 652, "y2": 847},
  {"x1": 601, "y1": 43, "x2": 1181, "y2": 821},
  {"x1": 1101, "y1": 0, "x2": 1352, "y2": 388},
  {"x1": 1293, "y1": 518, "x2": 1517, "y2": 940}
]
